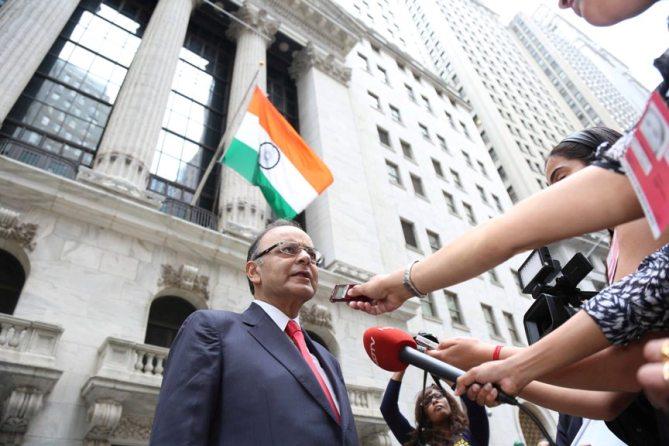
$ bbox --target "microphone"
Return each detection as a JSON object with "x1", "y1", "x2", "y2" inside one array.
[{"x1": 363, "y1": 327, "x2": 518, "y2": 406}]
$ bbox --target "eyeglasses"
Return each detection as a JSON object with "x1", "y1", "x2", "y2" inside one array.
[
  {"x1": 421, "y1": 392, "x2": 446, "y2": 407},
  {"x1": 253, "y1": 241, "x2": 323, "y2": 266}
]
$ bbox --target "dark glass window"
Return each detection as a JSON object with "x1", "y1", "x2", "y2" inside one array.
[
  {"x1": 145, "y1": 296, "x2": 196, "y2": 348},
  {"x1": 445, "y1": 291, "x2": 465, "y2": 326},
  {"x1": 149, "y1": 13, "x2": 235, "y2": 211},
  {"x1": 421, "y1": 293, "x2": 437, "y2": 318},
  {"x1": 400, "y1": 218, "x2": 418, "y2": 249},
  {"x1": 410, "y1": 174, "x2": 425, "y2": 197},
  {"x1": 0, "y1": 250, "x2": 25, "y2": 315},
  {"x1": 0, "y1": 0, "x2": 153, "y2": 175}
]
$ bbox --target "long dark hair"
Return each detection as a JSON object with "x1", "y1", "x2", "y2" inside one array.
[
  {"x1": 406, "y1": 384, "x2": 469, "y2": 446},
  {"x1": 547, "y1": 126, "x2": 622, "y2": 166}
]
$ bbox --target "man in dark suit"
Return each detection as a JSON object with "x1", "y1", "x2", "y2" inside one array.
[{"x1": 149, "y1": 220, "x2": 359, "y2": 445}]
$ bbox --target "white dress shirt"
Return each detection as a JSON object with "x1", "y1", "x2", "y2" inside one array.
[{"x1": 253, "y1": 300, "x2": 340, "y2": 413}]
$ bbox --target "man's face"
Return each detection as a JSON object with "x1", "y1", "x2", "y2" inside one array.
[{"x1": 249, "y1": 226, "x2": 319, "y2": 302}]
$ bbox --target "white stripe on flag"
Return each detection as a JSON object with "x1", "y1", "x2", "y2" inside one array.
[{"x1": 235, "y1": 113, "x2": 319, "y2": 212}]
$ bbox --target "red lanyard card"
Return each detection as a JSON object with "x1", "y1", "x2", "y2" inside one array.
[{"x1": 621, "y1": 91, "x2": 669, "y2": 239}]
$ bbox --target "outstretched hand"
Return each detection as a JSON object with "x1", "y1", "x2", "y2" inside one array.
[
  {"x1": 637, "y1": 338, "x2": 669, "y2": 411},
  {"x1": 455, "y1": 357, "x2": 530, "y2": 400},
  {"x1": 347, "y1": 270, "x2": 411, "y2": 315}
]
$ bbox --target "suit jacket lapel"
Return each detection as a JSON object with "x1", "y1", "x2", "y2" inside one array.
[
  {"x1": 242, "y1": 303, "x2": 340, "y2": 425},
  {"x1": 305, "y1": 334, "x2": 353, "y2": 431}
]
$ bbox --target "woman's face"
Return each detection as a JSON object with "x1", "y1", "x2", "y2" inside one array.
[
  {"x1": 544, "y1": 155, "x2": 587, "y2": 185},
  {"x1": 422, "y1": 390, "x2": 452, "y2": 424}
]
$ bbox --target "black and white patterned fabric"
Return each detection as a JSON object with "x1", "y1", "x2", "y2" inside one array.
[
  {"x1": 582, "y1": 244, "x2": 669, "y2": 345},
  {"x1": 580, "y1": 129, "x2": 669, "y2": 344}
]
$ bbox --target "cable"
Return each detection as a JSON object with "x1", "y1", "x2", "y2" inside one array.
[{"x1": 517, "y1": 403, "x2": 558, "y2": 446}]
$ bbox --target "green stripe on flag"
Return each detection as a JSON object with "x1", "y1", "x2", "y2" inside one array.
[
  {"x1": 255, "y1": 170, "x2": 298, "y2": 219},
  {"x1": 221, "y1": 139, "x2": 258, "y2": 183},
  {"x1": 221, "y1": 138, "x2": 298, "y2": 219}
]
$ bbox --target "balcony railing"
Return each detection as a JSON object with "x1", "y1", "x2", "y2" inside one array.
[
  {"x1": 0, "y1": 314, "x2": 62, "y2": 366},
  {"x1": 160, "y1": 198, "x2": 218, "y2": 230},
  {"x1": 347, "y1": 384, "x2": 384, "y2": 420},
  {"x1": 0, "y1": 139, "x2": 79, "y2": 179},
  {"x1": 92, "y1": 337, "x2": 169, "y2": 387}
]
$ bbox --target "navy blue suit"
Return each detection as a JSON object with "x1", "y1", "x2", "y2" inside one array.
[{"x1": 150, "y1": 303, "x2": 359, "y2": 445}]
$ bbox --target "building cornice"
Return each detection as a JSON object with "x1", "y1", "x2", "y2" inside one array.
[
  {"x1": 0, "y1": 156, "x2": 418, "y2": 322},
  {"x1": 363, "y1": 27, "x2": 471, "y2": 111},
  {"x1": 230, "y1": 0, "x2": 362, "y2": 58}
]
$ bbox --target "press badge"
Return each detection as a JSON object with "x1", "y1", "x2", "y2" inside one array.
[{"x1": 621, "y1": 90, "x2": 669, "y2": 238}]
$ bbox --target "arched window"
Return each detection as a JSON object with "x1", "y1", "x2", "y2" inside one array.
[
  {"x1": 306, "y1": 330, "x2": 330, "y2": 353},
  {"x1": 0, "y1": 249, "x2": 26, "y2": 315},
  {"x1": 144, "y1": 296, "x2": 196, "y2": 348}
]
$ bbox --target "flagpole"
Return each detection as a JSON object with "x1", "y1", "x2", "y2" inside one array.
[{"x1": 190, "y1": 66, "x2": 262, "y2": 206}]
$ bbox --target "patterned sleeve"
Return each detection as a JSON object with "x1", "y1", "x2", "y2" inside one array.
[
  {"x1": 591, "y1": 132, "x2": 632, "y2": 175},
  {"x1": 581, "y1": 244, "x2": 669, "y2": 345}
]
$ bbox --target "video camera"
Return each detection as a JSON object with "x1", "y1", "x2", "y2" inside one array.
[{"x1": 517, "y1": 247, "x2": 597, "y2": 344}]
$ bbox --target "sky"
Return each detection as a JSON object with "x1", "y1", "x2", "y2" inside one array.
[{"x1": 480, "y1": 0, "x2": 668, "y2": 90}]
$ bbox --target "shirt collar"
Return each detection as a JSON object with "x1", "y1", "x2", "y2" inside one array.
[{"x1": 253, "y1": 299, "x2": 300, "y2": 331}]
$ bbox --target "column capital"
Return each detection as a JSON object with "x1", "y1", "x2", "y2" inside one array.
[
  {"x1": 289, "y1": 42, "x2": 351, "y2": 85},
  {"x1": 226, "y1": 3, "x2": 279, "y2": 47}
]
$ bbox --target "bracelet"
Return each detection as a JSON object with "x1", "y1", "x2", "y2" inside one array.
[
  {"x1": 492, "y1": 345, "x2": 503, "y2": 361},
  {"x1": 403, "y1": 261, "x2": 427, "y2": 298}
]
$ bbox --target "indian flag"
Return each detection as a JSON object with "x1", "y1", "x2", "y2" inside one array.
[{"x1": 221, "y1": 87, "x2": 333, "y2": 219}]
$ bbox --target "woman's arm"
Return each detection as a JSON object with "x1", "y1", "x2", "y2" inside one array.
[
  {"x1": 459, "y1": 392, "x2": 489, "y2": 446},
  {"x1": 380, "y1": 371, "x2": 414, "y2": 444},
  {"x1": 429, "y1": 333, "x2": 667, "y2": 392},
  {"x1": 519, "y1": 384, "x2": 636, "y2": 421},
  {"x1": 349, "y1": 166, "x2": 641, "y2": 315},
  {"x1": 455, "y1": 311, "x2": 610, "y2": 396},
  {"x1": 463, "y1": 380, "x2": 636, "y2": 421}
]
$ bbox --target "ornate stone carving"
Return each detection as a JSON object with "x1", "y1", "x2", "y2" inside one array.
[
  {"x1": 289, "y1": 42, "x2": 352, "y2": 85},
  {"x1": 85, "y1": 399, "x2": 122, "y2": 440},
  {"x1": 253, "y1": 0, "x2": 362, "y2": 57},
  {"x1": 113, "y1": 415, "x2": 152, "y2": 442},
  {"x1": 226, "y1": 2, "x2": 279, "y2": 44},
  {"x1": 299, "y1": 304, "x2": 332, "y2": 329},
  {"x1": 159, "y1": 264, "x2": 210, "y2": 300},
  {"x1": 0, "y1": 387, "x2": 44, "y2": 434},
  {"x1": 0, "y1": 206, "x2": 38, "y2": 251}
]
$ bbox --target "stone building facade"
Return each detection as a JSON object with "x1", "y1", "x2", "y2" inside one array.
[{"x1": 0, "y1": 0, "x2": 594, "y2": 445}]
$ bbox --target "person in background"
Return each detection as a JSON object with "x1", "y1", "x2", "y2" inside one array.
[{"x1": 381, "y1": 369, "x2": 489, "y2": 446}]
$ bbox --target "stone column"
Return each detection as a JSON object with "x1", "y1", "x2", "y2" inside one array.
[
  {"x1": 78, "y1": 0, "x2": 198, "y2": 207},
  {"x1": 0, "y1": 0, "x2": 79, "y2": 125},
  {"x1": 289, "y1": 43, "x2": 384, "y2": 274},
  {"x1": 217, "y1": 3, "x2": 278, "y2": 236}
]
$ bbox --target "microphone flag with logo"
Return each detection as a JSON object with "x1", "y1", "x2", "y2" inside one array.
[
  {"x1": 221, "y1": 86, "x2": 333, "y2": 219},
  {"x1": 363, "y1": 327, "x2": 417, "y2": 372}
]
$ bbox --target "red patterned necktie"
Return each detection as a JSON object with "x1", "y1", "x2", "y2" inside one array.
[{"x1": 285, "y1": 320, "x2": 340, "y2": 423}]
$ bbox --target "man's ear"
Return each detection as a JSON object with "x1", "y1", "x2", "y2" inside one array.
[{"x1": 246, "y1": 260, "x2": 261, "y2": 289}]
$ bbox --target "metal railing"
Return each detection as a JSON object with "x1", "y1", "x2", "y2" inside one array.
[
  {"x1": 160, "y1": 198, "x2": 218, "y2": 230},
  {"x1": 0, "y1": 139, "x2": 79, "y2": 179}
]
